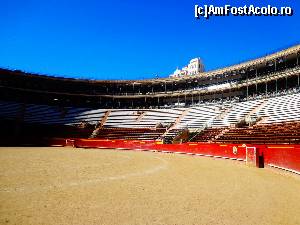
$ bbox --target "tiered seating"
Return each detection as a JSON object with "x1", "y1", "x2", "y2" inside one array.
[
  {"x1": 214, "y1": 121, "x2": 300, "y2": 144},
  {"x1": 176, "y1": 105, "x2": 221, "y2": 129},
  {"x1": 94, "y1": 128, "x2": 166, "y2": 140},
  {"x1": 104, "y1": 109, "x2": 185, "y2": 128},
  {"x1": 24, "y1": 105, "x2": 107, "y2": 125},
  {"x1": 140, "y1": 109, "x2": 186, "y2": 127},
  {"x1": 219, "y1": 99, "x2": 265, "y2": 126},
  {"x1": 163, "y1": 129, "x2": 184, "y2": 144},
  {"x1": 257, "y1": 93, "x2": 300, "y2": 124},
  {"x1": 1, "y1": 92, "x2": 300, "y2": 143},
  {"x1": 0, "y1": 101, "x2": 22, "y2": 119},
  {"x1": 191, "y1": 128, "x2": 224, "y2": 142},
  {"x1": 0, "y1": 101, "x2": 106, "y2": 125}
]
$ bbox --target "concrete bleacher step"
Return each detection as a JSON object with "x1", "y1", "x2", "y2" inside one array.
[{"x1": 2, "y1": 92, "x2": 300, "y2": 143}]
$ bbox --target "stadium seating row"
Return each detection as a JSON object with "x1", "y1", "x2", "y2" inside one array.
[
  {"x1": 197, "y1": 121, "x2": 300, "y2": 144},
  {"x1": 1, "y1": 92, "x2": 300, "y2": 143}
]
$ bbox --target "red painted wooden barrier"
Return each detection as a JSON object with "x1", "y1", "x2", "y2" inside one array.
[
  {"x1": 260, "y1": 145, "x2": 300, "y2": 174},
  {"x1": 46, "y1": 138, "x2": 300, "y2": 175}
]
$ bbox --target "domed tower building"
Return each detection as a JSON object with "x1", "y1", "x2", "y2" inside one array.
[
  {"x1": 169, "y1": 57, "x2": 204, "y2": 78},
  {"x1": 187, "y1": 58, "x2": 204, "y2": 76}
]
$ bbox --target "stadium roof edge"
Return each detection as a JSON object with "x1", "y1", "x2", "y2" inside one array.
[{"x1": 1, "y1": 44, "x2": 299, "y2": 84}]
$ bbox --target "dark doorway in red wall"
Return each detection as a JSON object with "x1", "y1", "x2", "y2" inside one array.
[{"x1": 258, "y1": 154, "x2": 265, "y2": 168}]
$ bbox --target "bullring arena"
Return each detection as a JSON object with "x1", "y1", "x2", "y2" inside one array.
[
  {"x1": 1, "y1": 45, "x2": 300, "y2": 224},
  {"x1": 1, "y1": 147, "x2": 300, "y2": 225}
]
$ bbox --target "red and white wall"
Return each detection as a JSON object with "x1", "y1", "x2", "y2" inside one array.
[{"x1": 47, "y1": 138, "x2": 300, "y2": 175}]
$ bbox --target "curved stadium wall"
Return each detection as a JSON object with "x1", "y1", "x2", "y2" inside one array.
[{"x1": 0, "y1": 44, "x2": 300, "y2": 174}]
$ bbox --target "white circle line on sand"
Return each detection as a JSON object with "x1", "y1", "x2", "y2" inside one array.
[{"x1": 0, "y1": 156, "x2": 169, "y2": 194}]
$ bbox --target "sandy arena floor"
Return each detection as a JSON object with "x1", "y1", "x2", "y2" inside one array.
[{"x1": 1, "y1": 147, "x2": 300, "y2": 225}]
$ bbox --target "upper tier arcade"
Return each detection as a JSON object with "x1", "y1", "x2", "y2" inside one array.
[{"x1": 0, "y1": 44, "x2": 300, "y2": 108}]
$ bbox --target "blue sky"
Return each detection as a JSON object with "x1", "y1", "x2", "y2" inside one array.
[{"x1": 0, "y1": 0, "x2": 299, "y2": 80}]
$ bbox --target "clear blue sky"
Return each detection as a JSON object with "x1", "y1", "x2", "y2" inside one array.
[{"x1": 0, "y1": 0, "x2": 299, "y2": 80}]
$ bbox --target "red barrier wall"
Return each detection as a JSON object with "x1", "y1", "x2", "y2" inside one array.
[
  {"x1": 73, "y1": 139, "x2": 247, "y2": 161},
  {"x1": 47, "y1": 138, "x2": 300, "y2": 175},
  {"x1": 260, "y1": 145, "x2": 300, "y2": 174}
]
